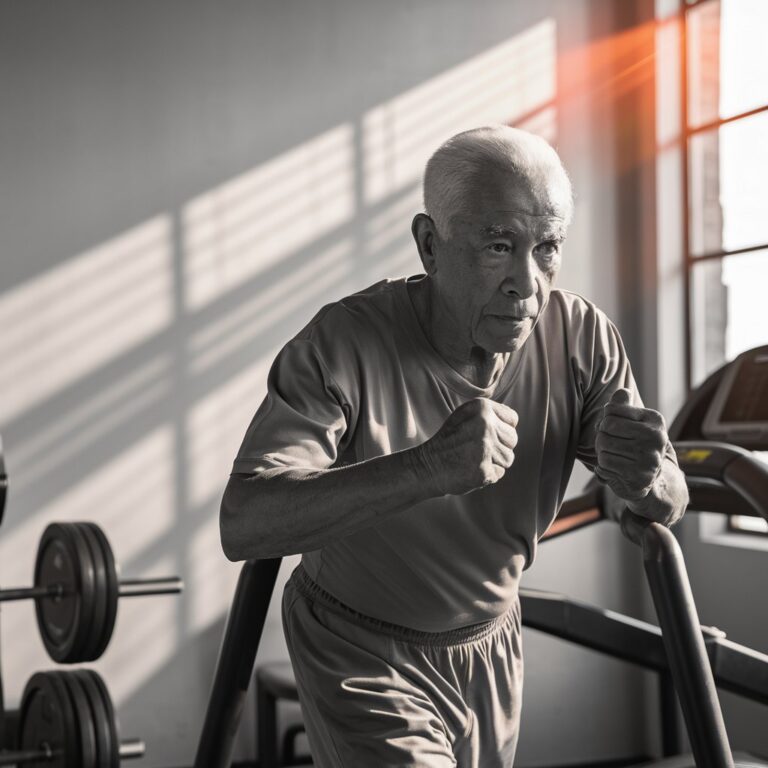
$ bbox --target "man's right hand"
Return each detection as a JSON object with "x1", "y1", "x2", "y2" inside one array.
[{"x1": 414, "y1": 398, "x2": 519, "y2": 496}]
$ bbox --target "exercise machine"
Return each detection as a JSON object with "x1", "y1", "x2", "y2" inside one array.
[
  {"x1": 194, "y1": 346, "x2": 768, "y2": 768},
  {"x1": 524, "y1": 347, "x2": 768, "y2": 766}
]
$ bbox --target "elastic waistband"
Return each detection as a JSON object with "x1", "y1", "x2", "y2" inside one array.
[{"x1": 289, "y1": 563, "x2": 516, "y2": 647}]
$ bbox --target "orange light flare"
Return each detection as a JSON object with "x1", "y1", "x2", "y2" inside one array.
[{"x1": 514, "y1": 15, "x2": 696, "y2": 173}]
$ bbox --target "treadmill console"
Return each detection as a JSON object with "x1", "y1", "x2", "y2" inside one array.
[{"x1": 702, "y1": 345, "x2": 768, "y2": 450}]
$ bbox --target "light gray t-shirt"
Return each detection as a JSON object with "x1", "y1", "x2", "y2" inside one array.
[{"x1": 234, "y1": 275, "x2": 642, "y2": 632}]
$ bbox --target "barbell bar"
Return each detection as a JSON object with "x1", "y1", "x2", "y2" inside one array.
[
  {"x1": 0, "y1": 740, "x2": 144, "y2": 766},
  {"x1": 0, "y1": 578, "x2": 182, "y2": 603},
  {"x1": 0, "y1": 522, "x2": 183, "y2": 663}
]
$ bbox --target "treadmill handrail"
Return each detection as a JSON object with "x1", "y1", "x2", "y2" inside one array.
[
  {"x1": 620, "y1": 511, "x2": 734, "y2": 768},
  {"x1": 193, "y1": 557, "x2": 282, "y2": 768},
  {"x1": 674, "y1": 440, "x2": 768, "y2": 521}
]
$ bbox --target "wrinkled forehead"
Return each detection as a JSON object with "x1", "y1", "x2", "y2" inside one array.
[
  {"x1": 456, "y1": 162, "x2": 572, "y2": 226},
  {"x1": 454, "y1": 183, "x2": 570, "y2": 239}
]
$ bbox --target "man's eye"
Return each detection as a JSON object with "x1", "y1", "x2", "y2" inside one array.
[
  {"x1": 535, "y1": 241, "x2": 560, "y2": 257},
  {"x1": 488, "y1": 243, "x2": 511, "y2": 254}
]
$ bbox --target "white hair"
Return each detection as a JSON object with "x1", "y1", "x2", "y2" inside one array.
[{"x1": 423, "y1": 125, "x2": 573, "y2": 237}]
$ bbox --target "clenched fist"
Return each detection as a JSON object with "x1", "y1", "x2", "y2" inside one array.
[
  {"x1": 594, "y1": 389, "x2": 668, "y2": 503},
  {"x1": 415, "y1": 398, "x2": 519, "y2": 496}
]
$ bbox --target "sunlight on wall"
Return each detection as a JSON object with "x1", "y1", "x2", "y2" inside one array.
[
  {"x1": 186, "y1": 243, "x2": 357, "y2": 519},
  {"x1": 364, "y1": 184, "x2": 423, "y2": 279},
  {"x1": 558, "y1": 20, "x2": 658, "y2": 109},
  {"x1": 107, "y1": 553, "x2": 180, "y2": 705},
  {"x1": 9, "y1": 355, "x2": 172, "y2": 494},
  {"x1": 188, "y1": 513, "x2": 241, "y2": 634},
  {"x1": 0, "y1": 217, "x2": 173, "y2": 426},
  {"x1": 85, "y1": 428, "x2": 177, "y2": 565},
  {"x1": 183, "y1": 126, "x2": 355, "y2": 311},
  {"x1": 516, "y1": 104, "x2": 558, "y2": 144},
  {"x1": 362, "y1": 20, "x2": 557, "y2": 205},
  {"x1": 187, "y1": 358, "x2": 272, "y2": 510},
  {"x1": 188, "y1": 238, "x2": 353, "y2": 376}
]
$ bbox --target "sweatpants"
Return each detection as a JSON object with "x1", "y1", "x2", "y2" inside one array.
[{"x1": 282, "y1": 563, "x2": 524, "y2": 767}]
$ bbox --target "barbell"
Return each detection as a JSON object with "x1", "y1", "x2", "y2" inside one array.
[
  {"x1": 0, "y1": 669, "x2": 143, "y2": 768},
  {"x1": 0, "y1": 522, "x2": 183, "y2": 663}
]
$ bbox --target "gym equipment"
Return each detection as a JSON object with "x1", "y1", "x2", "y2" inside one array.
[
  {"x1": 0, "y1": 669, "x2": 144, "y2": 767},
  {"x1": 521, "y1": 347, "x2": 768, "y2": 766},
  {"x1": 194, "y1": 559, "x2": 280, "y2": 768},
  {"x1": 0, "y1": 522, "x2": 183, "y2": 663},
  {"x1": 195, "y1": 502, "x2": 754, "y2": 767},
  {"x1": 0, "y1": 445, "x2": 172, "y2": 767},
  {"x1": 670, "y1": 345, "x2": 768, "y2": 448},
  {"x1": 255, "y1": 661, "x2": 310, "y2": 768},
  {"x1": 694, "y1": 347, "x2": 768, "y2": 449},
  {"x1": 193, "y1": 346, "x2": 768, "y2": 768}
]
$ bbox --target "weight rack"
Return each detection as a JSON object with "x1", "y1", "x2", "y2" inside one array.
[{"x1": 0, "y1": 434, "x2": 184, "y2": 767}]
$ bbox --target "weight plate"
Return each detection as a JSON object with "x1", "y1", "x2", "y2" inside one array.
[
  {"x1": 65, "y1": 524, "x2": 97, "y2": 663},
  {"x1": 34, "y1": 524, "x2": 83, "y2": 664},
  {"x1": 76, "y1": 523, "x2": 108, "y2": 662},
  {"x1": 59, "y1": 671, "x2": 98, "y2": 768},
  {"x1": 19, "y1": 671, "x2": 77, "y2": 768},
  {"x1": 73, "y1": 671, "x2": 109, "y2": 768},
  {"x1": 81, "y1": 670, "x2": 118, "y2": 768},
  {"x1": 85, "y1": 524, "x2": 118, "y2": 660}
]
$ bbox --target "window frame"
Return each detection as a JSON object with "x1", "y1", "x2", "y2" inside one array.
[
  {"x1": 681, "y1": 0, "x2": 768, "y2": 535},
  {"x1": 681, "y1": 0, "x2": 768, "y2": 389}
]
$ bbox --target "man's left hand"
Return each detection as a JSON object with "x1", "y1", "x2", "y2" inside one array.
[{"x1": 594, "y1": 389, "x2": 667, "y2": 504}]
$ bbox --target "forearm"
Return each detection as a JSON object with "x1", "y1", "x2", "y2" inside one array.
[
  {"x1": 220, "y1": 448, "x2": 436, "y2": 561},
  {"x1": 626, "y1": 453, "x2": 689, "y2": 526}
]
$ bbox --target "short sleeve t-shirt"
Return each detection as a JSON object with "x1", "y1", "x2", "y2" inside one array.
[{"x1": 233, "y1": 275, "x2": 642, "y2": 632}]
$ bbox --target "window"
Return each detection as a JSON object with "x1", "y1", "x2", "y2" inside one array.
[{"x1": 683, "y1": 0, "x2": 768, "y2": 532}]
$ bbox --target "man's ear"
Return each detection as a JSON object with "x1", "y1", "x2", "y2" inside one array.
[{"x1": 411, "y1": 213, "x2": 439, "y2": 276}]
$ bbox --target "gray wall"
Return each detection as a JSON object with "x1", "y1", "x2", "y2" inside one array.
[{"x1": 0, "y1": 2, "x2": 667, "y2": 765}]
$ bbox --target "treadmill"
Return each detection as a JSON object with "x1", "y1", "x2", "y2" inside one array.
[{"x1": 193, "y1": 346, "x2": 768, "y2": 768}]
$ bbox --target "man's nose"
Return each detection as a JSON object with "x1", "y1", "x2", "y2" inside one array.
[{"x1": 500, "y1": 253, "x2": 536, "y2": 299}]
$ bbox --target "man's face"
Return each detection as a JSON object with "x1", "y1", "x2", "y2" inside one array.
[{"x1": 432, "y1": 165, "x2": 569, "y2": 353}]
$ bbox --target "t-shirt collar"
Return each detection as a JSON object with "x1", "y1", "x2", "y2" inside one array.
[{"x1": 393, "y1": 274, "x2": 530, "y2": 399}]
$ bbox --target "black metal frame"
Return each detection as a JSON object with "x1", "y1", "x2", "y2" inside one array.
[
  {"x1": 193, "y1": 558, "x2": 281, "y2": 768},
  {"x1": 519, "y1": 586, "x2": 768, "y2": 706},
  {"x1": 192, "y1": 508, "x2": 749, "y2": 767}
]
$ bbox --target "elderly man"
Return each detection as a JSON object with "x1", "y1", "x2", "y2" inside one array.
[{"x1": 221, "y1": 125, "x2": 689, "y2": 767}]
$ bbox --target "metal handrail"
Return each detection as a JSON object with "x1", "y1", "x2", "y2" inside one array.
[
  {"x1": 193, "y1": 504, "x2": 740, "y2": 768},
  {"x1": 621, "y1": 510, "x2": 734, "y2": 768},
  {"x1": 193, "y1": 558, "x2": 282, "y2": 768}
]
